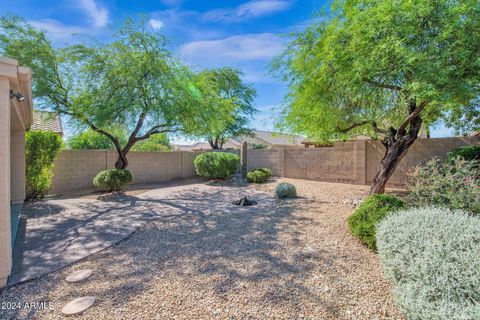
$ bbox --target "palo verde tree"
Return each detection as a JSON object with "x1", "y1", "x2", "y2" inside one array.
[
  {"x1": 274, "y1": 0, "x2": 480, "y2": 193},
  {"x1": 192, "y1": 67, "x2": 257, "y2": 149},
  {"x1": 0, "y1": 16, "x2": 204, "y2": 169}
]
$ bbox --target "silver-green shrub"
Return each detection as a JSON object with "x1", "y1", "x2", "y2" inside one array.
[
  {"x1": 275, "y1": 182, "x2": 297, "y2": 199},
  {"x1": 377, "y1": 207, "x2": 480, "y2": 320},
  {"x1": 407, "y1": 157, "x2": 479, "y2": 215}
]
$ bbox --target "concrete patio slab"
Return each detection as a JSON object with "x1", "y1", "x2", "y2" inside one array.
[{"x1": 8, "y1": 183, "x2": 275, "y2": 285}]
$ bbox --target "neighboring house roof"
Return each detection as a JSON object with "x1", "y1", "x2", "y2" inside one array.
[
  {"x1": 173, "y1": 130, "x2": 304, "y2": 151},
  {"x1": 232, "y1": 130, "x2": 304, "y2": 146},
  {"x1": 31, "y1": 111, "x2": 63, "y2": 136}
]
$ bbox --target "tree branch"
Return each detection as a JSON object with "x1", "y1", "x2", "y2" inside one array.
[
  {"x1": 364, "y1": 79, "x2": 403, "y2": 91},
  {"x1": 58, "y1": 109, "x2": 126, "y2": 165},
  {"x1": 337, "y1": 121, "x2": 370, "y2": 133},
  {"x1": 134, "y1": 124, "x2": 182, "y2": 142},
  {"x1": 397, "y1": 101, "x2": 427, "y2": 135},
  {"x1": 372, "y1": 121, "x2": 388, "y2": 134}
]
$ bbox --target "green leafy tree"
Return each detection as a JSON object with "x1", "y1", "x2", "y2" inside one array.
[
  {"x1": 26, "y1": 130, "x2": 63, "y2": 198},
  {"x1": 192, "y1": 68, "x2": 257, "y2": 149},
  {"x1": 68, "y1": 129, "x2": 127, "y2": 150},
  {"x1": 0, "y1": 16, "x2": 207, "y2": 169},
  {"x1": 131, "y1": 133, "x2": 171, "y2": 152},
  {"x1": 274, "y1": 0, "x2": 480, "y2": 193}
]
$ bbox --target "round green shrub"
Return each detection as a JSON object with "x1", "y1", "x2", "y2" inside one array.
[
  {"x1": 93, "y1": 169, "x2": 134, "y2": 191},
  {"x1": 194, "y1": 152, "x2": 239, "y2": 179},
  {"x1": 246, "y1": 170, "x2": 268, "y2": 183},
  {"x1": 254, "y1": 168, "x2": 272, "y2": 178},
  {"x1": 448, "y1": 145, "x2": 480, "y2": 162},
  {"x1": 377, "y1": 207, "x2": 480, "y2": 320},
  {"x1": 275, "y1": 182, "x2": 297, "y2": 199},
  {"x1": 347, "y1": 194, "x2": 406, "y2": 251}
]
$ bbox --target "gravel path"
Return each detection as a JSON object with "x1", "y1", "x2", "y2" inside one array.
[{"x1": 0, "y1": 179, "x2": 403, "y2": 319}]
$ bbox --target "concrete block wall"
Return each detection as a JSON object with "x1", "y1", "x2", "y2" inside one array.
[
  {"x1": 50, "y1": 150, "x2": 198, "y2": 195},
  {"x1": 242, "y1": 137, "x2": 478, "y2": 187},
  {"x1": 284, "y1": 142, "x2": 357, "y2": 184},
  {"x1": 365, "y1": 137, "x2": 480, "y2": 187},
  {"x1": 50, "y1": 137, "x2": 480, "y2": 195},
  {"x1": 246, "y1": 149, "x2": 282, "y2": 176},
  {"x1": 51, "y1": 150, "x2": 107, "y2": 194}
]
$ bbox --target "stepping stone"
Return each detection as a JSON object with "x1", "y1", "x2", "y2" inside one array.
[
  {"x1": 62, "y1": 296, "x2": 96, "y2": 315},
  {"x1": 65, "y1": 269, "x2": 92, "y2": 283}
]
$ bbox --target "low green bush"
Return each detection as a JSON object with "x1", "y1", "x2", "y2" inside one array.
[
  {"x1": 26, "y1": 130, "x2": 63, "y2": 199},
  {"x1": 448, "y1": 145, "x2": 480, "y2": 162},
  {"x1": 93, "y1": 169, "x2": 134, "y2": 191},
  {"x1": 347, "y1": 194, "x2": 406, "y2": 251},
  {"x1": 275, "y1": 182, "x2": 297, "y2": 199},
  {"x1": 194, "y1": 152, "x2": 239, "y2": 179},
  {"x1": 377, "y1": 207, "x2": 480, "y2": 320},
  {"x1": 408, "y1": 158, "x2": 479, "y2": 215},
  {"x1": 254, "y1": 168, "x2": 272, "y2": 179},
  {"x1": 246, "y1": 170, "x2": 268, "y2": 183}
]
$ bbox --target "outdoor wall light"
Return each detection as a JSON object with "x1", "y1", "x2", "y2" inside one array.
[{"x1": 9, "y1": 90, "x2": 25, "y2": 102}]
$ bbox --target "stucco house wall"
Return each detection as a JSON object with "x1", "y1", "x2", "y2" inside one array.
[{"x1": 0, "y1": 57, "x2": 33, "y2": 287}]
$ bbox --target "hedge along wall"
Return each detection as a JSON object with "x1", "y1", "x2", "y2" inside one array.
[{"x1": 50, "y1": 137, "x2": 479, "y2": 195}]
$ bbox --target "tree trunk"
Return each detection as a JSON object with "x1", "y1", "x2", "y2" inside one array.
[
  {"x1": 114, "y1": 150, "x2": 129, "y2": 169},
  {"x1": 208, "y1": 136, "x2": 221, "y2": 149},
  {"x1": 370, "y1": 138, "x2": 415, "y2": 194},
  {"x1": 370, "y1": 107, "x2": 423, "y2": 194}
]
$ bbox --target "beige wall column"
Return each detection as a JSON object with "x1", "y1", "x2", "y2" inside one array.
[
  {"x1": 278, "y1": 147, "x2": 285, "y2": 177},
  {"x1": 0, "y1": 76, "x2": 12, "y2": 287},
  {"x1": 10, "y1": 130, "x2": 25, "y2": 203},
  {"x1": 354, "y1": 140, "x2": 367, "y2": 185}
]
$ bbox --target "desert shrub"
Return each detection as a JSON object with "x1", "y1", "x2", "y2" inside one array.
[
  {"x1": 254, "y1": 168, "x2": 272, "y2": 178},
  {"x1": 408, "y1": 158, "x2": 479, "y2": 215},
  {"x1": 194, "y1": 152, "x2": 239, "y2": 179},
  {"x1": 347, "y1": 194, "x2": 406, "y2": 251},
  {"x1": 377, "y1": 207, "x2": 480, "y2": 320},
  {"x1": 246, "y1": 170, "x2": 268, "y2": 183},
  {"x1": 448, "y1": 145, "x2": 480, "y2": 162},
  {"x1": 26, "y1": 130, "x2": 63, "y2": 199},
  {"x1": 275, "y1": 182, "x2": 297, "y2": 199},
  {"x1": 93, "y1": 169, "x2": 134, "y2": 191}
]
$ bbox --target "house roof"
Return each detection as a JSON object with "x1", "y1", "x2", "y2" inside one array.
[
  {"x1": 31, "y1": 111, "x2": 63, "y2": 135},
  {"x1": 173, "y1": 130, "x2": 304, "y2": 151},
  {"x1": 232, "y1": 130, "x2": 303, "y2": 146}
]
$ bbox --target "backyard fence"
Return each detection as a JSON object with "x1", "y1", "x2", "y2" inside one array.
[{"x1": 50, "y1": 137, "x2": 479, "y2": 195}]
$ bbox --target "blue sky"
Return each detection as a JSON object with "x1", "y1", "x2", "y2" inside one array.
[{"x1": 2, "y1": 0, "x2": 453, "y2": 142}]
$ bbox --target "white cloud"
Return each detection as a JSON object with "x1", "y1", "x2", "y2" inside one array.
[
  {"x1": 149, "y1": 19, "x2": 164, "y2": 30},
  {"x1": 148, "y1": 9, "x2": 229, "y2": 42},
  {"x1": 29, "y1": 19, "x2": 85, "y2": 40},
  {"x1": 202, "y1": 0, "x2": 291, "y2": 22},
  {"x1": 180, "y1": 33, "x2": 286, "y2": 83},
  {"x1": 76, "y1": 0, "x2": 109, "y2": 28},
  {"x1": 181, "y1": 33, "x2": 285, "y2": 63}
]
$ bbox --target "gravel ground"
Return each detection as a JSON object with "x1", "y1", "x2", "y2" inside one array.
[{"x1": 0, "y1": 178, "x2": 403, "y2": 320}]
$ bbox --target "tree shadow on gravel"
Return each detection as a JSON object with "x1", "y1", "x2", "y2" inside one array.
[
  {"x1": 2, "y1": 185, "x2": 344, "y2": 319},
  {"x1": 82, "y1": 186, "x2": 342, "y2": 317}
]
